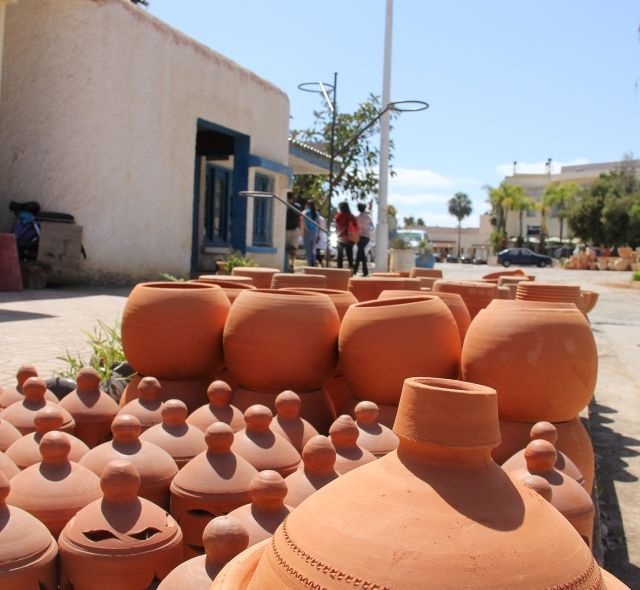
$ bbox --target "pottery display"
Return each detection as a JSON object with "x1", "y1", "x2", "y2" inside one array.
[
  {"x1": 0, "y1": 417, "x2": 21, "y2": 453},
  {"x1": 497, "y1": 285, "x2": 513, "y2": 299},
  {"x1": 191, "y1": 278, "x2": 256, "y2": 304},
  {"x1": 271, "y1": 272, "x2": 327, "y2": 289},
  {"x1": 280, "y1": 287, "x2": 358, "y2": 321},
  {"x1": 80, "y1": 414, "x2": 178, "y2": 510},
  {"x1": 58, "y1": 460, "x2": 183, "y2": 590},
  {"x1": 269, "y1": 390, "x2": 319, "y2": 453},
  {"x1": 118, "y1": 376, "x2": 165, "y2": 432},
  {"x1": 353, "y1": 400, "x2": 399, "y2": 457},
  {"x1": 120, "y1": 374, "x2": 211, "y2": 414},
  {"x1": 7, "y1": 431, "x2": 102, "y2": 537},
  {"x1": 516, "y1": 281, "x2": 584, "y2": 310},
  {"x1": 58, "y1": 367, "x2": 119, "y2": 447},
  {"x1": 284, "y1": 435, "x2": 339, "y2": 508},
  {"x1": 409, "y1": 268, "x2": 443, "y2": 279},
  {"x1": 482, "y1": 268, "x2": 532, "y2": 282},
  {"x1": 0, "y1": 451, "x2": 19, "y2": 479},
  {"x1": 301, "y1": 267, "x2": 352, "y2": 291},
  {"x1": 231, "y1": 405, "x2": 300, "y2": 477},
  {"x1": 581, "y1": 290, "x2": 599, "y2": 314},
  {"x1": 328, "y1": 414, "x2": 376, "y2": 474},
  {"x1": 0, "y1": 377, "x2": 75, "y2": 435},
  {"x1": 121, "y1": 281, "x2": 230, "y2": 379},
  {"x1": 323, "y1": 373, "x2": 353, "y2": 417},
  {"x1": 170, "y1": 422, "x2": 257, "y2": 556},
  {"x1": 497, "y1": 275, "x2": 529, "y2": 287},
  {"x1": 140, "y1": 399, "x2": 207, "y2": 468},
  {"x1": 198, "y1": 274, "x2": 254, "y2": 284},
  {"x1": 226, "y1": 470, "x2": 292, "y2": 548},
  {"x1": 0, "y1": 364, "x2": 59, "y2": 409},
  {"x1": 461, "y1": 299, "x2": 597, "y2": 422},
  {"x1": 0, "y1": 471, "x2": 58, "y2": 589},
  {"x1": 348, "y1": 276, "x2": 420, "y2": 302},
  {"x1": 230, "y1": 267, "x2": 279, "y2": 289},
  {"x1": 432, "y1": 279, "x2": 498, "y2": 318},
  {"x1": 186, "y1": 380, "x2": 245, "y2": 433}
]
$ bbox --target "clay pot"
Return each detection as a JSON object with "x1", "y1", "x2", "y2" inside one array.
[
  {"x1": 0, "y1": 471, "x2": 58, "y2": 589},
  {"x1": 6, "y1": 406, "x2": 90, "y2": 469},
  {"x1": 409, "y1": 268, "x2": 443, "y2": 278},
  {"x1": 510, "y1": 439, "x2": 595, "y2": 547},
  {"x1": 121, "y1": 281, "x2": 230, "y2": 379},
  {"x1": 0, "y1": 451, "x2": 19, "y2": 479},
  {"x1": 140, "y1": 400, "x2": 207, "y2": 468},
  {"x1": 269, "y1": 390, "x2": 319, "y2": 453},
  {"x1": 58, "y1": 367, "x2": 119, "y2": 447},
  {"x1": 212, "y1": 377, "x2": 603, "y2": 590},
  {"x1": 7, "y1": 432, "x2": 102, "y2": 537},
  {"x1": 170, "y1": 422, "x2": 258, "y2": 557},
  {"x1": 483, "y1": 268, "x2": 532, "y2": 281},
  {"x1": 157, "y1": 515, "x2": 249, "y2": 590},
  {"x1": 432, "y1": 279, "x2": 498, "y2": 318},
  {"x1": 231, "y1": 267, "x2": 279, "y2": 289},
  {"x1": 121, "y1": 374, "x2": 211, "y2": 414},
  {"x1": 516, "y1": 281, "x2": 584, "y2": 310},
  {"x1": 223, "y1": 289, "x2": 339, "y2": 392},
  {"x1": 339, "y1": 296, "x2": 460, "y2": 406},
  {"x1": 58, "y1": 460, "x2": 183, "y2": 590},
  {"x1": 581, "y1": 290, "x2": 599, "y2": 314},
  {"x1": 191, "y1": 278, "x2": 255, "y2": 304},
  {"x1": 186, "y1": 380, "x2": 245, "y2": 433},
  {"x1": 601, "y1": 568, "x2": 632, "y2": 589},
  {"x1": 80, "y1": 414, "x2": 178, "y2": 510},
  {"x1": 461, "y1": 300, "x2": 597, "y2": 422},
  {"x1": 198, "y1": 274, "x2": 254, "y2": 285},
  {"x1": 0, "y1": 417, "x2": 21, "y2": 453},
  {"x1": 118, "y1": 376, "x2": 165, "y2": 432},
  {"x1": 280, "y1": 287, "x2": 358, "y2": 321},
  {"x1": 0, "y1": 377, "x2": 75, "y2": 435},
  {"x1": 498, "y1": 275, "x2": 529, "y2": 287},
  {"x1": 231, "y1": 405, "x2": 300, "y2": 477},
  {"x1": 348, "y1": 276, "x2": 420, "y2": 302},
  {"x1": 328, "y1": 415, "x2": 376, "y2": 474},
  {"x1": 284, "y1": 435, "x2": 339, "y2": 508},
  {"x1": 323, "y1": 373, "x2": 352, "y2": 416},
  {"x1": 301, "y1": 267, "x2": 352, "y2": 291},
  {"x1": 227, "y1": 470, "x2": 293, "y2": 548},
  {"x1": 0, "y1": 364, "x2": 59, "y2": 409},
  {"x1": 0, "y1": 233, "x2": 23, "y2": 291},
  {"x1": 497, "y1": 285, "x2": 513, "y2": 299},
  {"x1": 271, "y1": 272, "x2": 327, "y2": 289},
  {"x1": 353, "y1": 400, "x2": 399, "y2": 457}
]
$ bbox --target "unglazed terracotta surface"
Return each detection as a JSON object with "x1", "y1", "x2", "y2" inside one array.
[
  {"x1": 230, "y1": 267, "x2": 280, "y2": 289},
  {"x1": 190, "y1": 278, "x2": 256, "y2": 304},
  {"x1": 280, "y1": 287, "x2": 358, "y2": 321},
  {"x1": 301, "y1": 267, "x2": 353, "y2": 291},
  {"x1": 0, "y1": 450, "x2": 19, "y2": 480},
  {"x1": 118, "y1": 376, "x2": 165, "y2": 432},
  {"x1": 409, "y1": 268, "x2": 443, "y2": 279},
  {"x1": 271, "y1": 272, "x2": 327, "y2": 289},
  {"x1": 482, "y1": 268, "x2": 532, "y2": 281},
  {"x1": 269, "y1": 391, "x2": 319, "y2": 453},
  {"x1": 0, "y1": 417, "x2": 21, "y2": 453},
  {"x1": 121, "y1": 374, "x2": 211, "y2": 414},
  {"x1": 432, "y1": 279, "x2": 498, "y2": 318},
  {"x1": 186, "y1": 380, "x2": 245, "y2": 433},
  {"x1": 353, "y1": 400, "x2": 399, "y2": 457},
  {"x1": 348, "y1": 276, "x2": 420, "y2": 302},
  {"x1": 328, "y1": 415, "x2": 376, "y2": 475},
  {"x1": 0, "y1": 364, "x2": 59, "y2": 409},
  {"x1": 515, "y1": 281, "x2": 584, "y2": 310}
]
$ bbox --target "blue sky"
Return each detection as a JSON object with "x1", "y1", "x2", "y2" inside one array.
[{"x1": 148, "y1": 1, "x2": 640, "y2": 227}]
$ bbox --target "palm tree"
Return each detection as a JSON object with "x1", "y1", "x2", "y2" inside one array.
[
  {"x1": 543, "y1": 182, "x2": 580, "y2": 242},
  {"x1": 512, "y1": 191, "x2": 534, "y2": 246},
  {"x1": 448, "y1": 192, "x2": 473, "y2": 260}
]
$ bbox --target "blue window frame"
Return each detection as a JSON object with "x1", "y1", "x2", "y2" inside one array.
[
  {"x1": 252, "y1": 173, "x2": 274, "y2": 247},
  {"x1": 205, "y1": 165, "x2": 232, "y2": 246}
]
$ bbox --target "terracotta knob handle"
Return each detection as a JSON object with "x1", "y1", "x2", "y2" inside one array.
[
  {"x1": 76, "y1": 366, "x2": 101, "y2": 391},
  {"x1": 520, "y1": 473, "x2": 553, "y2": 503},
  {"x1": 162, "y1": 399, "x2": 188, "y2": 425},
  {"x1": 34, "y1": 406, "x2": 64, "y2": 434},
  {"x1": 111, "y1": 414, "x2": 142, "y2": 441},
  {"x1": 274, "y1": 390, "x2": 302, "y2": 420},
  {"x1": 205, "y1": 422, "x2": 235, "y2": 453},
  {"x1": 354, "y1": 400, "x2": 379, "y2": 425},
  {"x1": 101, "y1": 460, "x2": 141, "y2": 501},
  {"x1": 39, "y1": 431, "x2": 71, "y2": 464},
  {"x1": 244, "y1": 405, "x2": 273, "y2": 432},
  {"x1": 524, "y1": 439, "x2": 557, "y2": 473},
  {"x1": 22, "y1": 377, "x2": 47, "y2": 401},
  {"x1": 203, "y1": 515, "x2": 250, "y2": 563},
  {"x1": 329, "y1": 415, "x2": 359, "y2": 447},
  {"x1": 207, "y1": 380, "x2": 232, "y2": 407},
  {"x1": 302, "y1": 435, "x2": 336, "y2": 473},
  {"x1": 529, "y1": 421, "x2": 558, "y2": 445},
  {"x1": 0, "y1": 471, "x2": 9, "y2": 506},
  {"x1": 250, "y1": 470, "x2": 287, "y2": 506},
  {"x1": 137, "y1": 376, "x2": 162, "y2": 401},
  {"x1": 16, "y1": 364, "x2": 38, "y2": 388}
]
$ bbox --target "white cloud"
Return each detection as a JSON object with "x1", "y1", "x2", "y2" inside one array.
[
  {"x1": 390, "y1": 167, "x2": 480, "y2": 191},
  {"x1": 388, "y1": 192, "x2": 450, "y2": 206},
  {"x1": 496, "y1": 158, "x2": 590, "y2": 177}
]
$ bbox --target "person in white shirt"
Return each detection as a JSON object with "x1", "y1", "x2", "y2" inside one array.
[
  {"x1": 315, "y1": 214, "x2": 327, "y2": 266},
  {"x1": 354, "y1": 202, "x2": 374, "y2": 276}
]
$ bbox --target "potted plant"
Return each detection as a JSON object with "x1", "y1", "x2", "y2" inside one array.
[
  {"x1": 414, "y1": 239, "x2": 436, "y2": 269},
  {"x1": 216, "y1": 251, "x2": 257, "y2": 274},
  {"x1": 389, "y1": 237, "x2": 417, "y2": 272}
]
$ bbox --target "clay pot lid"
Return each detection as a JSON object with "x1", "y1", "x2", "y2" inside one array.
[
  {"x1": 118, "y1": 377, "x2": 164, "y2": 427},
  {"x1": 187, "y1": 381, "x2": 245, "y2": 433},
  {"x1": 0, "y1": 416, "x2": 21, "y2": 450},
  {"x1": 60, "y1": 460, "x2": 181, "y2": 555},
  {"x1": 0, "y1": 365, "x2": 57, "y2": 407},
  {"x1": 0, "y1": 450, "x2": 20, "y2": 479},
  {"x1": 208, "y1": 380, "x2": 233, "y2": 407},
  {"x1": 271, "y1": 391, "x2": 319, "y2": 453},
  {"x1": 328, "y1": 415, "x2": 360, "y2": 448},
  {"x1": 301, "y1": 435, "x2": 337, "y2": 475},
  {"x1": 354, "y1": 400, "x2": 399, "y2": 456},
  {"x1": 249, "y1": 469, "x2": 288, "y2": 508},
  {"x1": 62, "y1": 367, "x2": 119, "y2": 414},
  {"x1": 203, "y1": 514, "x2": 250, "y2": 565},
  {"x1": 274, "y1": 390, "x2": 302, "y2": 420}
]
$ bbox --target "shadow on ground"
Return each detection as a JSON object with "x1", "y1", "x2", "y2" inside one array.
[
  {"x1": 0, "y1": 309, "x2": 57, "y2": 322},
  {"x1": 0, "y1": 285, "x2": 132, "y2": 305}
]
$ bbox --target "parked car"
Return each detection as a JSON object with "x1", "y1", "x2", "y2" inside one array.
[{"x1": 497, "y1": 248, "x2": 552, "y2": 267}]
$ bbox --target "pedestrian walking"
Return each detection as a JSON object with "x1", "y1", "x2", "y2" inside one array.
[{"x1": 353, "y1": 202, "x2": 374, "y2": 276}]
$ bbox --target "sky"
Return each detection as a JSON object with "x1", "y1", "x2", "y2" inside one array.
[{"x1": 147, "y1": 1, "x2": 640, "y2": 227}]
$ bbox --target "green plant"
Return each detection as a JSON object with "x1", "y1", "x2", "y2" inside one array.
[
  {"x1": 221, "y1": 251, "x2": 257, "y2": 274},
  {"x1": 158, "y1": 272, "x2": 185, "y2": 282},
  {"x1": 632, "y1": 270, "x2": 640, "y2": 281}
]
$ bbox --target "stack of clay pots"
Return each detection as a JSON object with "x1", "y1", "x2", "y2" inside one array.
[
  {"x1": 515, "y1": 281, "x2": 584, "y2": 311},
  {"x1": 231, "y1": 267, "x2": 279, "y2": 288},
  {"x1": 271, "y1": 272, "x2": 326, "y2": 289},
  {"x1": 348, "y1": 276, "x2": 421, "y2": 302},
  {"x1": 192, "y1": 275, "x2": 256, "y2": 304}
]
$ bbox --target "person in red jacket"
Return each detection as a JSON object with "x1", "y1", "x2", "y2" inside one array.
[{"x1": 335, "y1": 201, "x2": 357, "y2": 270}]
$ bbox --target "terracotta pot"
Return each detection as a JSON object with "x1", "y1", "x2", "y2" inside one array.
[
  {"x1": 498, "y1": 275, "x2": 529, "y2": 287},
  {"x1": 417, "y1": 276, "x2": 438, "y2": 289},
  {"x1": 348, "y1": 276, "x2": 420, "y2": 302},
  {"x1": 0, "y1": 364, "x2": 59, "y2": 409},
  {"x1": 186, "y1": 380, "x2": 245, "y2": 433},
  {"x1": 301, "y1": 267, "x2": 352, "y2": 290},
  {"x1": 118, "y1": 376, "x2": 164, "y2": 432},
  {"x1": 0, "y1": 471, "x2": 58, "y2": 589},
  {"x1": 516, "y1": 281, "x2": 584, "y2": 311},
  {"x1": 284, "y1": 435, "x2": 339, "y2": 508},
  {"x1": 461, "y1": 300, "x2": 597, "y2": 422},
  {"x1": 7, "y1": 432, "x2": 102, "y2": 537},
  {"x1": 328, "y1": 415, "x2": 376, "y2": 474},
  {"x1": 231, "y1": 267, "x2": 279, "y2": 289},
  {"x1": 121, "y1": 281, "x2": 230, "y2": 379},
  {"x1": 191, "y1": 278, "x2": 256, "y2": 306},
  {"x1": 58, "y1": 460, "x2": 183, "y2": 590},
  {"x1": 269, "y1": 390, "x2": 319, "y2": 453},
  {"x1": 323, "y1": 373, "x2": 352, "y2": 416},
  {"x1": 0, "y1": 377, "x2": 75, "y2": 435},
  {"x1": 212, "y1": 377, "x2": 602, "y2": 590},
  {"x1": 226, "y1": 470, "x2": 293, "y2": 548},
  {"x1": 198, "y1": 274, "x2": 254, "y2": 285},
  {"x1": 0, "y1": 233, "x2": 23, "y2": 291},
  {"x1": 601, "y1": 568, "x2": 632, "y2": 589},
  {"x1": 280, "y1": 287, "x2": 358, "y2": 321},
  {"x1": 581, "y1": 290, "x2": 599, "y2": 314},
  {"x1": 79, "y1": 414, "x2": 178, "y2": 510},
  {"x1": 6, "y1": 406, "x2": 89, "y2": 469},
  {"x1": 339, "y1": 296, "x2": 460, "y2": 405},
  {"x1": 170, "y1": 423, "x2": 258, "y2": 558},
  {"x1": 433, "y1": 279, "x2": 498, "y2": 318},
  {"x1": 353, "y1": 401, "x2": 399, "y2": 458},
  {"x1": 223, "y1": 289, "x2": 339, "y2": 392},
  {"x1": 497, "y1": 285, "x2": 513, "y2": 299},
  {"x1": 0, "y1": 417, "x2": 21, "y2": 453},
  {"x1": 140, "y1": 400, "x2": 207, "y2": 468},
  {"x1": 58, "y1": 367, "x2": 119, "y2": 447},
  {"x1": 483, "y1": 268, "x2": 532, "y2": 281},
  {"x1": 409, "y1": 268, "x2": 443, "y2": 278},
  {"x1": 271, "y1": 273, "x2": 327, "y2": 289},
  {"x1": 231, "y1": 405, "x2": 300, "y2": 477},
  {"x1": 0, "y1": 450, "x2": 19, "y2": 479},
  {"x1": 121, "y1": 374, "x2": 211, "y2": 414}
]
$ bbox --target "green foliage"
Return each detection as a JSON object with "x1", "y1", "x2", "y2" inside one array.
[
  {"x1": 632, "y1": 270, "x2": 640, "y2": 281},
  {"x1": 403, "y1": 216, "x2": 416, "y2": 227},
  {"x1": 416, "y1": 217, "x2": 425, "y2": 226},
  {"x1": 448, "y1": 192, "x2": 473, "y2": 222},
  {"x1": 490, "y1": 227, "x2": 508, "y2": 254},
  {"x1": 486, "y1": 183, "x2": 527, "y2": 235},
  {"x1": 158, "y1": 273, "x2": 185, "y2": 282},
  {"x1": 221, "y1": 251, "x2": 257, "y2": 274},
  {"x1": 390, "y1": 236, "x2": 410, "y2": 249}
]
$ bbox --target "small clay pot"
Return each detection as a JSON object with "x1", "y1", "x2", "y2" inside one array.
[
  {"x1": 280, "y1": 287, "x2": 358, "y2": 321},
  {"x1": 58, "y1": 367, "x2": 119, "y2": 447},
  {"x1": 0, "y1": 417, "x2": 21, "y2": 453},
  {"x1": 483, "y1": 268, "x2": 532, "y2": 282},
  {"x1": 231, "y1": 267, "x2": 279, "y2": 289},
  {"x1": 140, "y1": 399, "x2": 207, "y2": 468},
  {"x1": 269, "y1": 390, "x2": 319, "y2": 453},
  {"x1": 0, "y1": 364, "x2": 59, "y2": 409},
  {"x1": 409, "y1": 268, "x2": 443, "y2": 279},
  {"x1": 120, "y1": 374, "x2": 211, "y2": 414},
  {"x1": 432, "y1": 279, "x2": 498, "y2": 318},
  {"x1": 118, "y1": 376, "x2": 165, "y2": 432},
  {"x1": 190, "y1": 278, "x2": 256, "y2": 304},
  {"x1": 515, "y1": 281, "x2": 583, "y2": 310},
  {"x1": 271, "y1": 273, "x2": 327, "y2": 289},
  {"x1": 348, "y1": 276, "x2": 420, "y2": 302},
  {"x1": 7, "y1": 431, "x2": 102, "y2": 537},
  {"x1": 581, "y1": 290, "x2": 599, "y2": 314},
  {"x1": 301, "y1": 267, "x2": 353, "y2": 290},
  {"x1": 328, "y1": 415, "x2": 376, "y2": 475},
  {"x1": 353, "y1": 401, "x2": 399, "y2": 458},
  {"x1": 0, "y1": 450, "x2": 19, "y2": 480},
  {"x1": 186, "y1": 380, "x2": 245, "y2": 433},
  {"x1": 284, "y1": 435, "x2": 339, "y2": 508},
  {"x1": 198, "y1": 274, "x2": 254, "y2": 284}
]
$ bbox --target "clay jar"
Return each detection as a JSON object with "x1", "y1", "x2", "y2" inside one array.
[
  {"x1": 0, "y1": 363, "x2": 59, "y2": 409},
  {"x1": 121, "y1": 281, "x2": 230, "y2": 379},
  {"x1": 212, "y1": 377, "x2": 604, "y2": 590},
  {"x1": 187, "y1": 380, "x2": 245, "y2": 433},
  {"x1": 0, "y1": 417, "x2": 21, "y2": 452},
  {"x1": 140, "y1": 400, "x2": 207, "y2": 468},
  {"x1": 0, "y1": 451, "x2": 19, "y2": 479},
  {"x1": 409, "y1": 268, "x2": 443, "y2": 278},
  {"x1": 170, "y1": 422, "x2": 258, "y2": 557},
  {"x1": 329, "y1": 415, "x2": 376, "y2": 474},
  {"x1": 0, "y1": 471, "x2": 58, "y2": 590},
  {"x1": 280, "y1": 287, "x2": 358, "y2": 321},
  {"x1": 581, "y1": 290, "x2": 599, "y2": 314},
  {"x1": 339, "y1": 296, "x2": 460, "y2": 409},
  {"x1": 515, "y1": 281, "x2": 583, "y2": 309},
  {"x1": 80, "y1": 414, "x2": 178, "y2": 510},
  {"x1": 510, "y1": 439, "x2": 595, "y2": 547},
  {"x1": 58, "y1": 460, "x2": 183, "y2": 590},
  {"x1": 284, "y1": 435, "x2": 339, "y2": 508},
  {"x1": 223, "y1": 289, "x2": 339, "y2": 393},
  {"x1": 157, "y1": 515, "x2": 250, "y2": 590},
  {"x1": 483, "y1": 268, "x2": 532, "y2": 282},
  {"x1": 191, "y1": 278, "x2": 256, "y2": 304},
  {"x1": 432, "y1": 279, "x2": 498, "y2": 319},
  {"x1": 231, "y1": 267, "x2": 279, "y2": 289},
  {"x1": 198, "y1": 274, "x2": 254, "y2": 285},
  {"x1": 6, "y1": 406, "x2": 90, "y2": 469},
  {"x1": 58, "y1": 367, "x2": 119, "y2": 447},
  {"x1": 0, "y1": 377, "x2": 75, "y2": 435},
  {"x1": 270, "y1": 272, "x2": 327, "y2": 289},
  {"x1": 118, "y1": 376, "x2": 165, "y2": 432},
  {"x1": 231, "y1": 405, "x2": 300, "y2": 477},
  {"x1": 227, "y1": 470, "x2": 293, "y2": 548},
  {"x1": 353, "y1": 400, "x2": 399, "y2": 458},
  {"x1": 348, "y1": 276, "x2": 420, "y2": 302},
  {"x1": 120, "y1": 374, "x2": 211, "y2": 414},
  {"x1": 302, "y1": 267, "x2": 352, "y2": 291},
  {"x1": 7, "y1": 432, "x2": 102, "y2": 537},
  {"x1": 269, "y1": 390, "x2": 319, "y2": 454},
  {"x1": 461, "y1": 299, "x2": 597, "y2": 422}
]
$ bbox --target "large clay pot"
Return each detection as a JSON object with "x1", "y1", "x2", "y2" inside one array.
[
  {"x1": 433, "y1": 279, "x2": 498, "y2": 318},
  {"x1": 121, "y1": 374, "x2": 211, "y2": 414},
  {"x1": 231, "y1": 267, "x2": 279, "y2": 289},
  {"x1": 121, "y1": 281, "x2": 230, "y2": 379},
  {"x1": 339, "y1": 296, "x2": 460, "y2": 406},
  {"x1": 118, "y1": 376, "x2": 164, "y2": 432},
  {"x1": 0, "y1": 418, "x2": 21, "y2": 453},
  {"x1": 409, "y1": 268, "x2": 443, "y2": 278},
  {"x1": 348, "y1": 276, "x2": 420, "y2": 302},
  {"x1": 354, "y1": 400, "x2": 399, "y2": 458},
  {"x1": 302, "y1": 267, "x2": 352, "y2": 290},
  {"x1": 212, "y1": 377, "x2": 604, "y2": 590},
  {"x1": 191, "y1": 278, "x2": 256, "y2": 303},
  {"x1": 271, "y1": 273, "x2": 326, "y2": 289},
  {"x1": 328, "y1": 415, "x2": 376, "y2": 474},
  {"x1": 0, "y1": 364, "x2": 59, "y2": 409},
  {"x1": 58, "y1": 460, "x2": 183, "y2": 590},
  {"x1": 461, "y1": 300, "x2": 597, "y2": 422},
  {"x1": 269, "y1": 390, "x2": 319, "y2": 453},
  {"x1": 280, "y1": 287, "x2": 358, "y2": 321},
  {"x1": 223, "y1": 289, "x2": 339, "y2": 392},
  {"x1": 186, "y1": 380, "x2": 245, "y2": 433},
  {"x1": 198, "y1": 274, "x2": 254, "y2": 285},
  {"x1": 516, "y1": 281, "x2": 583, "y2": 310}
]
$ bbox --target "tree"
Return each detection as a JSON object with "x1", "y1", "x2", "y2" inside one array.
[
  {"x1": 448, "y1": 192, "x2": 473, "y2": 260},
  {"x1": 542, "y1": 182, "x2": 580, "y2": 242},
  {"x1": 512, "y1": 191, "x2": 534, "y2": 246},
  {"x1": 403, "y1": 216, "x2": 416, "y2": 227},
  {"x1": 416, "y1": 217, "x2": 425, "y2": 226}
]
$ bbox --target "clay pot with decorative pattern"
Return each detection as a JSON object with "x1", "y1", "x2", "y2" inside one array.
[{"x1": 186, "y1": 380, "x2": 245, "y2": 433}]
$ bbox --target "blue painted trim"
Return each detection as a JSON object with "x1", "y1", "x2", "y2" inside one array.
[
  {"x1": 248, "y1": 155, "x2": 290, "y2": 176},
  {"x1": 190, "y1": 152, "x2": 202, "y2": 276},
  {"x1": 246, "y1": 246, "x2": 277, "y2": 254},
  {"x1": 289, "y1": 144, "x2": 331, "y2": 172},
  {"x1": 232, "y1": 135, "x2": 250, "y2": 253}
]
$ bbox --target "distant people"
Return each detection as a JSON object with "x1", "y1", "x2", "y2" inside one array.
[
  {"x1": 303, "y1": 200, "x2": 319, "y2": 267},
  {"x1": 285, "y1": 192, "x2": 302, "y2": 272},
  {"x1": 335, "y1": 201, "x2": 357, "y2": 270},
  {"x1": 316, "y1": 213, "x2": 327, "y2": 267},
  {"x1": 353, "y1": 203, "x2": 374, "y2": 277}
]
